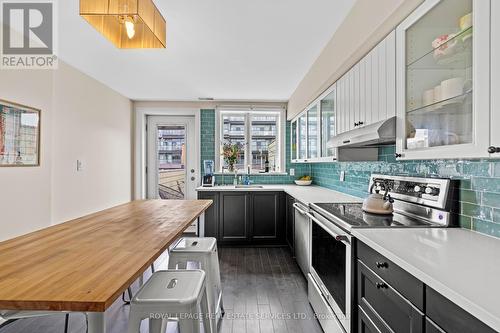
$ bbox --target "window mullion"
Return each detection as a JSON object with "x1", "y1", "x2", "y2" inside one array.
[{"x1": 246, "y1": 112, "x2": 251, "y2": 172}]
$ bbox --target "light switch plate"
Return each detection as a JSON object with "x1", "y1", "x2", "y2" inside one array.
[
  {"x1": 77, "y1": 160, "x2": 83, "y2": 172},
  {"x1": 340, "y1": 171, "x2": 345, "y2": 182},
  {"x1": 289, "y1": 168, "x2": 295, "y2": 176}
]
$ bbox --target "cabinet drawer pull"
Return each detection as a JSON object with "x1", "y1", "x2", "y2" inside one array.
[
  {"x1": 376, "y1": 282, "x2": 388, "y2": 289},
  {"x1": 376, "y1": 261, "x2": 388, "y2": 269},
  {"x1": 488, "y1": 146, "x2": 500, "y2": 154},
  {"x1": 394, "y1": 153, "x2": 402, "y2": 158},
  {"x1": 358, "y1": 121, "x2": 364, "y2": 126}
]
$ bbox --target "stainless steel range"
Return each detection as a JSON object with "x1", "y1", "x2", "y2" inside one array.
[{"x1": 306, "y1": 174, "x2": 457, "y2": 333}]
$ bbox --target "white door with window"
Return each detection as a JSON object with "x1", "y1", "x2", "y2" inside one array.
[{"x1": 147, "y1": 116, "x2": 197, "y2": 201}]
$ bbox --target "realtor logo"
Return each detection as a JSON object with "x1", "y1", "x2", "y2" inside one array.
[{"x1": 1, "y1": 0, "x2": 57, "y2": 69}]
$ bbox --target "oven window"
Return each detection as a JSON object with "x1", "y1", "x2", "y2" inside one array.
[{"x1": 312, "y1": 222, "x2": 346, "y2": 314}]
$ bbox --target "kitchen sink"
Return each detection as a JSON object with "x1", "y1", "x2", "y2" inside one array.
[{"x1": 235, "y1": 185, "x2": 264, "y2": 189}]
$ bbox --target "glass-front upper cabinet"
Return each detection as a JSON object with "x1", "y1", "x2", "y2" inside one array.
[
  {"x1": 290, "y1": 119, "x2": 298, "y2": 162},
  {"x1": 307, "y1": 104, "x2": 318, "y2": 159},
  {"x1": 320, "y1": 86, "x2": 337, "y2": 159},
  {"x1": 395, "y1": 0, "x2": 491, "y2": 159},
  {"x1": 298, "y1": 113, "x2": 307, "y2": 160}
]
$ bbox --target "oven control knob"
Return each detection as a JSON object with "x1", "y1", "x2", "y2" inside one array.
[
  {"x1": 414, "y1": 185, "x2": 422, "y2": 193},
  {"x1": 425, "y1": 187, "x2": 439, "y2": 196}
]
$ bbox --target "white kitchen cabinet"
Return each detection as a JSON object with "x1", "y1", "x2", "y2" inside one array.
[
  {"x1": 320, "y1": 84, "x2": 337, "y2": 159},
  {"x1": 490, "y1": 0, "x2": 500, "y2": 157},
  {"x1": 290, "y1": 119, "x2": 298, "y2": 161},
  {"x1": 298, "y1": 113, "x2": 307, "y2": 161},
  {"x1": 307, "y1": 104, "x2": 319, "y2": 159},
  {"x1": 336, "y1": 31, "x2": 396, "y2": 135},
  {"x1": 291, "y1": 85, "x2": 338, "y2": 163},
  {"x1": 395, "y1": 0, "x2": 491, "y2": 160}
]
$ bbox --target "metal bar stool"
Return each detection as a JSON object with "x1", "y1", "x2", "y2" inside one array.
[
  {"x1": 127, "y1": 270, "x2": 214, "y2": 333},
  {"x1": 168, "y1": 237, "x2": 224, "y2": 322}
]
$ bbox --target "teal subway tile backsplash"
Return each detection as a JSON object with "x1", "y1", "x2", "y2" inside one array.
[
  {"x1": 472, "y1": 219, "x2": 500, "y2": 238},
  {"x1": 200, "y1": 111, "x2": 500, "y2": 238},
  {"x1": 299, "y1": 145, "x2": 500, "y2": 237}
]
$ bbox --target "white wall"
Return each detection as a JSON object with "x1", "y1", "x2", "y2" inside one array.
[
  {"x1": 287, "y1": 0, "x2": 424, "y2": 119},
  {"x1": 0, "y1": 70, "x2": 53, "y2": 241},
  {"x1": 0, "y1": 62, "x2": 132, "y2": 241},
  {"x1": 51, "y1": 62, "x2": 132, "y2": 223}
]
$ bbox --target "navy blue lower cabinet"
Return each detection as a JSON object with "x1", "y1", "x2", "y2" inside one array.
[
  {"x1": 357, "y1": 260, "x2": 424, "y2": 333},
  {"x1": 197, "y1": 191, "x2": 219, "y2": 238},
  {"x1": 355, "y1": 241, "x2": 497, "y2": 333},
  {"x1": 199, "y1": 191, "x2": 286, "y2": 245},
  {"x1": 425, "y1": 317, "x2": 446, "y2": 333},
  {"x1": 426, "y1": 287, "x2": 496, "y2": 333},
  {"x1": 358, "y1": 305, "x2": 387, "y2": 333}
]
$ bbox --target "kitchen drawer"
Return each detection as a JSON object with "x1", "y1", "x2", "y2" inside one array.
[
  {"x1": 426, "y1": 287, "x2": 496, "y2": 333},
  {"x1": 357, "y1": 305, "x2": 391, "y2": 333},
  {"x1": 425, "y1": 317, "x2": 445, "y2": 333},
  {"x1": 357, "y1": 260, "x2": 424, "y2": 333},
  {"x1": 357, "y1": 241, "x2": 424, "y2": 310}
]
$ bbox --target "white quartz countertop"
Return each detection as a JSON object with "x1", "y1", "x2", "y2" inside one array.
[
  {"x1": 352, "y1": 228, "x2": 500, "y2": 331},
  {"x1": 196, "y1": 184, "x2": 362, "y2": 205}
]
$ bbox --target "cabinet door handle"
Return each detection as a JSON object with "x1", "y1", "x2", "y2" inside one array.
[
  {"x1": 376, "y1": 282, "x2": 388, "y2": 289},
  {"x1": 488, "y1": 146, "x2": 500, "y2": 154},
  {"x1": 394, "y1": 153, "x2": 402, "y2": 158},
  {"x1": 358, "y1": 121, "x2": 364, "y2": 126},
  {"x1": 376, "y1": 261, "x2": 388, "y2": 269}
]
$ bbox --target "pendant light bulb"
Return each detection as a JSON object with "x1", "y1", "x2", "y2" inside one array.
[{"x1": 124, "y1": 17, "x2": 135, "y2": 39}]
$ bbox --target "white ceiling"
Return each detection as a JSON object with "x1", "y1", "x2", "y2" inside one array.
[{"x1": 58, "y1": 0, "x2": 355, "y2": 101}]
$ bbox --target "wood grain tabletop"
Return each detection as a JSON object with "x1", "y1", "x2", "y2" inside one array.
[{"x1": 0, "y1": 199, "x2": 212, "y2": 312}]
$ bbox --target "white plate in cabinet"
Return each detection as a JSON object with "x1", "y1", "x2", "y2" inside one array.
[
  {"x1": 490, "y1": 0, "x2": 500, "y2": 158},
  {"x1": 395, "y1": 0, "x2": 491, "y2": 160}
]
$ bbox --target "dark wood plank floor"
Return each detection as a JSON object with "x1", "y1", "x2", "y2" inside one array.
[{"x1": 1, "y1": 247, "x2": 322, "y2": 333}]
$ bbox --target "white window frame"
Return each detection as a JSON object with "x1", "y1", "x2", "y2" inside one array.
[{"x1": 215, "y1": 107, "x2": 286, "y2": 174}]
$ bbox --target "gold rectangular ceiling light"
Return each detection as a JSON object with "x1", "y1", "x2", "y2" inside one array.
[{"x1": 80, "y1": 0, "x2": 166, "y2": 49}]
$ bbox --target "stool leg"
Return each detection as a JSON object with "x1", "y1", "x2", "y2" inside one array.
[
  {"x1": 200, "y1": 288, "x2": 215, "y2": 333},
  {"x1": 64, "y1": 313, "x2": 69, "y2": 333},
  {"x1": 211, "y1": 251, "x2": 224, "y2": 315},
  {"x1": 126, "y1": 310, "x2": 143, "y2": 333},
  {"x1": 149, "y1": 318, "x2": 163, "y2": 333},
  {"x1": 200, "y1": 257, "x2": 215, "y2": 321},
  {"x1": 178, "y1": 314, "x2": 198, "y2": 333},
  {"x1": 122, "y1": 286, "x2": 133, "y2": 304}
]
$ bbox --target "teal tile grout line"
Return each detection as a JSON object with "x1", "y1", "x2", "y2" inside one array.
[{"x1": 200, "y1": 109, "x2": 500, "y2": 238}]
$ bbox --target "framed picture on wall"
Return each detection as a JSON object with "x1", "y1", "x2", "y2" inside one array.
[{"x1": 0, "y1": 99, "x2": 41, "y2": 167}]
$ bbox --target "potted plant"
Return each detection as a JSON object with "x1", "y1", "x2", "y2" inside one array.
[{"x1": 221, "y1": 141, "x2": 244, "y2": 172}]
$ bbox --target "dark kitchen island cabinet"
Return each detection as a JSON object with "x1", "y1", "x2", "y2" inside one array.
[{"x1": 197, "y1": 191, "x2": 286, "y2": 246}]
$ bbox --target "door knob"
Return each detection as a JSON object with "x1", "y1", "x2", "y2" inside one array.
[{"x1": 488, "y1": 146, "x2": 500, "y2": 154}]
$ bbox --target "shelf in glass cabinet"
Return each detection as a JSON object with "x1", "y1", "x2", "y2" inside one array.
[
  {"x1": 407, "y1": 90, "x2": 472, "y2": 116},
  {"x1": 406, "y1": 26, "x2": 473, "y2": 70}
]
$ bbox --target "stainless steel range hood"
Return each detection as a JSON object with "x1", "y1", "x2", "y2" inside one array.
[{"x1": 328, "y1": 116, "x2": 396, "y2": 148}]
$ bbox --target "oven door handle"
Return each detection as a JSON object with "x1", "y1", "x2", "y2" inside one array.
[
  {"x1": 293, "y1": 203, "x2": 308, "y2": 215},
  {"x1": 307, "y1": 212, "x2": 350, "y2": 243}
]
